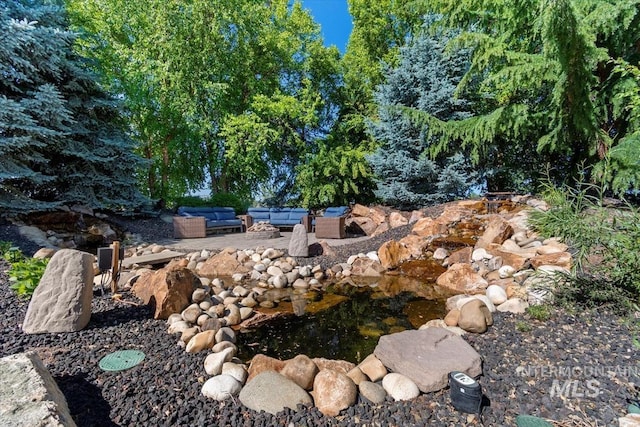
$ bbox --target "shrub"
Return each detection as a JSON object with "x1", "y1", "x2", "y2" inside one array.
[
  {"x1": 528, "y1": 180, "x2": 640, "y2": 312},
  {"x1": 0, "y1": 243, "x2": 48, "y2": 299}
]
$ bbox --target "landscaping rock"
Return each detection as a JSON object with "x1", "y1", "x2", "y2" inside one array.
[
  {"x1": 22, "y1": 249, "x2": 94, "y2": 334},
  {"x1": 239, "y1": 371, "x2": 312, "y2": 415},
  {"x1": 374, "y1": 328, "x2": 482, "y2": 393}
]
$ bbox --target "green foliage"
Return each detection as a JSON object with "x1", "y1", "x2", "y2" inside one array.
[
  {"x1": 526, "y1": 305, "x2": 552, "y2": 321},
  {"x1": 409, "y1": 0, "x2": 640, "y2": 194},
  {"x1": 0, "y1": 245, "x2": 48, "y2": 299},
  {"x1": 529, "y1": 180, "x2": 640, "y2": 312},
  {"x1": 173, "y1": 193, "x2": 251, "y2": 215},
  {"x1": 295, "y1": 139, "x2": 377, "y2": 209},
  {"x1": 515, "y1": 321, "x2": 532, "y2": 333},
  {"x1": 68, "y1": 0, "x2": 342, "y2": 204},
  {"x1": 0, "y1": 0, "x2": 148, "y2": 213},
  {"x1": 208, "y1": 193, "x2": 251, "y2": 215},
  {"x1": 367, "y1": 20, "x2": 478, "y2": 209}
]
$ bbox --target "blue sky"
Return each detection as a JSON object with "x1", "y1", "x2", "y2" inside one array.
[{"x1": 301, "y1": 0, "x2": 352, "y2": 53}]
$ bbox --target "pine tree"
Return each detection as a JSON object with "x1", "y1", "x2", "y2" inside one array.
[
  {"x1": 367, "y1": 21, "x2": 477, "y2": 209},
  {"x1": 0, "y1": 0, "x2": 147, "y2": 213}
]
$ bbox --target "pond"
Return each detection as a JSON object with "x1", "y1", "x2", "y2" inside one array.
[{"x1": 235, "y1": 275, "x2": 449, "y2": 364}]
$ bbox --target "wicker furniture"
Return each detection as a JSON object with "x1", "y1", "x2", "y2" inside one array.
[
  {"x1": 175, "y1": 206, "x2": 243, "y2": 235},
  {"x1": 313, "y1": 206, "x2": 349, "y2": 239},
  {"x1": 314, "y1": 216, "x2": 346, "y2": 239},
  {"x1": 173, "y1": 216, "x2": 206, "y2": 238}
]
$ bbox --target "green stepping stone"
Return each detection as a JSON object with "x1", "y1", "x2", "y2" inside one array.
[
  {"x1": 516, "y1": 415, "x2": 554, "y2": 427},
  {"x1": 628, "y1": 403, "x2": 640, "y2": 414},
  {"x1": 99, "y1": 349, "x2": 145, "y2": 372}
]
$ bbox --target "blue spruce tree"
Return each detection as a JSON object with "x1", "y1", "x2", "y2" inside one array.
[
  {"x1": 0, "y1": 0, "x2": 148, "y2": 213},
  {"x1": 367, "y1": 20, "x2": 477, "y2": 210}
]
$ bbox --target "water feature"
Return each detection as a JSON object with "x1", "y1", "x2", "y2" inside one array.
[{"x1": 236, "y1": 276, "x2": 448, "y2": 364}]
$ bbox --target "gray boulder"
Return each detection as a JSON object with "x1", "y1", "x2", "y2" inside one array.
[
  {"x1": 288, "y1": 224, "x2": 309, "y2": 257},
  {"x1": 374, "y1": 328, "x2": 482, "y2": 393},
  {"x1": 22, "y1": 249, "x2": 94, "y2": 334},
  {"x1": 0, "y1": 352, "x2": 77, "y2": 426},
  {"x1": 239, "y1": 371, "x2": 312, "y2": 415}
]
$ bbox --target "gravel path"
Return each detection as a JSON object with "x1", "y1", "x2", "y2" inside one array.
[{"x1": 1, "y1": 211, "x2": 639, "y2": 426}]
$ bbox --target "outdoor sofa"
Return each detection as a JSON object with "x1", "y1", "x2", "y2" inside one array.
[
  {"x1": 173, "y1": 206, "x2": 243, "y2": 238},
  {"x1": 246, "y1": 207, "x2": 312, "y2": 231}
]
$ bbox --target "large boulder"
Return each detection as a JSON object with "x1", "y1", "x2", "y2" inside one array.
[
  {"x1": 378, "y1": 240, "x2": 412, "y2": 270},
  {"x1": 197, "y1": 248, "x2": 250, "y2": 277},
  {"x1": 435, "y1": 263, "x2": 488, "y2": 295},
  {"x1": 239, "y1": 371, "x2": 312, "y2": 415},
  {"x1": 475, "y1": 215, "x2": 514, "y2": 248},
  {"x1": 0, "y1": 352, "x2": 77, "y2": 426},
  {"x1": 131, "y1": 262, "x2": 197, "y2": 319},
  {"x1": 374, "y1": 328, "x2": 482, "y2": 393},
  {"x1": 288, "y1": 224, "x2": 309, "y2": 257},
  {"x1": 22, "y1": 249, "x2": 94, "y2": 334}
]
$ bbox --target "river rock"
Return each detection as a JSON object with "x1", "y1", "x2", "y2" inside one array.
[
  {"x1": 359, "y1": 380, "x2": 387, "y2": 404},
  {"x1": 204, "y1": 347, "x2": 236, "y2": 376},
  {"x1": 486, "y1": 284, "x2": 508, "y2": 305},
  {"x1": 497, "y1": 298, "x2": 529, "y2": 313},
  {"x1": 382, "y1": 372, "x2": 420, "y2": 401},
  {"x1": 22, "y1": 249, "x2": 94, "y2": 334},
  {"x1": 312, "y1": 369, "x2": 357, "y2": 417},
  {"x1": 358, "y1": 354, "x2": 388, "y2": 382},
  {"x1": 374, "y1": 328, "x2": 482, "y2": 393},
  {"x1": 201, "y1": 374, "x2": 242, "y2": 401},
  {"x1": 222, "y1": 362, "x2": 248, "y2": 384},
  {"x1": 186, "y1": 330, "x2": 216, "y2": 353},
  {"x1": 458, "y1": 299, "x2": 493, "y2": 333},
  {"x1": 281, "y1": 354, "x2": 319, "y2": 390},
  {"x1": 239, "y1": 371, "x2": 312, "y2": 415}
]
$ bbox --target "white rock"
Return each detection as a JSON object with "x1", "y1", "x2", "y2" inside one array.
[
  {"x1": 167, "y1": 320, "x2": 191, "y2": 334},
  {"x1": 486, "y1": 285, "x2": 508, "y2": 305},
  {"x1": 267, "y1": 266, "x2": 284, "y2": 276},
  {"x1": 204, "y1": 347, "x2": 236, "y2": 376},
  {"x1": 231, "y1": 273, "x2": 244, "y2": 283},
  {"x1": 347, "y1": 255, "x2": 359, "y2": 265},
  {"x1": 497, "y1": 298, "x2": 529, "y2": 313},
  {"x1": 432, "y1": 248, "x2": 449, "y2": 260},
  {"x1": 472, "y1": 295, "x2": 496, "y2": 313},
  {"x1": 471, "y1": 248, "x2": 491, "y2": 262},
  {"x1": 273, "y1": 275, "x2": 288, "y2": 289},
  {"x1": 222, "y1": 362, "x2": 248, "y2": 384},
  {"x1": 232, "y1": 285, "x2": 249, "y2": 297},
  {"x1": 498, "y1": 265, "x2": 516, "y2": 279},
  {"x1": 167, "y1": 313, "x2": 184, "y2": 325},
  {"x1": 239, "y1": 307, "x2": 253, "y2": 321},
  {"x1": 381, "y1": 373, "x2": 420, "y2": 401},
  {"x1": 201, "y1": 374, "x2": 242, "y2": 401},
  {"x1": 366, "y1": 251, "x2": 379, "y2": 262}
]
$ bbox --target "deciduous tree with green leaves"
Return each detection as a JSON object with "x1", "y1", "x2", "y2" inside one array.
[
  {"x1": 68, "y1": 0, "x2": 342, "y2": 204},
  {"x1": 0, "y1": 0, "x2": 147, "y2": 213}
]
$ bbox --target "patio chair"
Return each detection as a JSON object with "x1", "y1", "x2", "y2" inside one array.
[{"x1": 314, "y1": 206, "x2": 349, "y2": 239}]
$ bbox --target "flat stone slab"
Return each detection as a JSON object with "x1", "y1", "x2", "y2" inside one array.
[
  {"x1": 122, "y1": 251, "x2": 184, "y2": 268},
  {"x1": 374, "y1": 328, "x2": 482, "y2": 393}
]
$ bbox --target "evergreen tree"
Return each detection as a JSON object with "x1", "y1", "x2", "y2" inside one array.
[
  {"x1": 367, "y1": 22, "x2": 477, "y2": 210},
  {"x1": 409, "y1": 0, "x2": 640, "y2": 195},
  {"x1": 0, "y1": 0, "x2": 147, "y2": 213}
]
